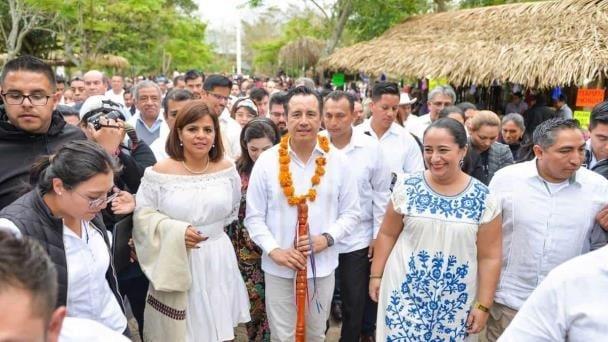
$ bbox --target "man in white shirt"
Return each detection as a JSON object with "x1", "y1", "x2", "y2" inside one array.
[
  {"x1": 201, "y1": 75, "x2": 242, "y2": 159},
  {"x1": 322, "y1": 91, "x2": 391, "y2": 342},
  {"x1": 245, "y1": 86, "x2": 360, "y2": 342},
  {"x1": 356, "y1": 82, "x2": 424, "y2": 175},
  {"x1": 127, "y1": 80, "x2": 167, "y2": 146},
  {"x1": 486, "y1": 118, "x2": 608, "y2": 341},
  {"x1": 104, "y1": 75, "x2": 125, "y2": 106},
  {"x1": 150, "y1": 88, "x2": 194, "y2": 161},
  {"x1": 498, "y1": 245, "x2": 608, "y2": 342},
  {"x1": 411, "y1": 85, "x2": 456, "y2": 140}
]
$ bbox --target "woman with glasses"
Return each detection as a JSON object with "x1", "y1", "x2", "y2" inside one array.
[
  {"x1": 231, "y1": 98, "x2": 259, "y2": 127},
  {"x1": 0, "y1": 140, "x2": 127, "y2": 334},
  {"x1": 134, "y1": 100, "x2": 250, "y2": 341}
]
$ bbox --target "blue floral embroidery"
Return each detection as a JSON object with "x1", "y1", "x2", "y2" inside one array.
[
  {"x1": 403, "y1": 174, "x2": 488, "y2": 222},
  {"x1": 385, "y1": 251, "x2": 470, "y2": 341}
]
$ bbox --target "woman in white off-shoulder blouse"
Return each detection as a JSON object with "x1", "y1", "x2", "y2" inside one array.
[{"x1": 134, "y1": 100, "x2": 250, "y2": 342}]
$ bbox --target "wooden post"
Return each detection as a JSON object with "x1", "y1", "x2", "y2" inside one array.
[{"x1": 295, "y1": 202, "x2": 308, "y2": 342}]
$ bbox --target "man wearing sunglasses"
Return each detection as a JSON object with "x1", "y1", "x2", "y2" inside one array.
[{"x1": 0, "y1": 55, "x2": 86, "y2": 210}]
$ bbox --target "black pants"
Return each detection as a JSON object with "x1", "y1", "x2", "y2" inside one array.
[
  {"x1": 337, "y1": 247, "x2": 370, "y2": 342},
  {"x1": 119, "y1": 274, "x2": 149, "y2": 338}
]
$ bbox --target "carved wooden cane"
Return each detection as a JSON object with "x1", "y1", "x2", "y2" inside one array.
[{"x1": 295, "y1": 202, "x2": 308, "y2": 342}]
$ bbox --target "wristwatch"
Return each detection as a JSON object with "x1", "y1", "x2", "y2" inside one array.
[{"x1": 321, "y1": 233, "x2": 334, "y2": 247}]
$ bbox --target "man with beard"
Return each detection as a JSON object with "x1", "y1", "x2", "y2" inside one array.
[{"x1": 269, "y1": 91, "x2": 287, "y2": 136}]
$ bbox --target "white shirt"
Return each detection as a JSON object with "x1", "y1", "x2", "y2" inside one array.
[
  {"x1": 356, "y1": 120, "x2": 424, "y2": 175},
  {"x1": 60, "y1": 317, "x2": 130, "y2": 342},
  {"x1": 489, "y1": 160, "x2": 608, "y2": 310},
  {"x1": 403, "y1": 114, "x2": 423, "y2": 134},
  {"x1": 0, "y1": 220, "x2": 127, "y2": 333},
  {"x1": 104, "y1": 89, "x2": 125, "y2": 106},
  {"x1": 498, "y1": 246, "x2": 608, "y2": 342},
  {"x1": 149, "y1": 123, "x2": 171, "y2": 161},
  {"x1": 410, "y1": 113, "x2": 432, "y2": 140},
  {"x1": 321, "y1": 130, "x2": 391, "y2": 253},
  {"x1": 245, "y1": 140, "x2": 361, "y2": 279},
  {"x1": 219, "y1": 109, "x2": 242, "y2": 160}
]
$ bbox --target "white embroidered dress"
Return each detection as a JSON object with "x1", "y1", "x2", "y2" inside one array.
[
  {"x1": 136, "y1": 166, "x2": 250, "y2": 341},
  {"x1": 377, "y1": 172, "x2": 499, "y2": 341}
]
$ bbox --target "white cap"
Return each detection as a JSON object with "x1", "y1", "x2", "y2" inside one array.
[
  {"x1": 399, "y1": 93, "x2": 417, "y2": 105},
  {"x1": 79, "y1": 95, "x2": 128, "y2": 120}
]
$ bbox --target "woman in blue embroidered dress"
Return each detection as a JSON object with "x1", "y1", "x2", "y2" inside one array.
[{"x1": 370, "y1": 118, "x2": 502, "y2": 341}]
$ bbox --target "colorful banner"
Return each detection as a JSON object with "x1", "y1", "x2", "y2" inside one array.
[
  {"x1": 331, "y1": 73, "x2": 345, "y2": 87},
  {"x1": 574, "y1": 110, "x2": 591, "y2": 129},
  {"x1": 575, "y1": 89, "x2": 605, "y2": 107}
]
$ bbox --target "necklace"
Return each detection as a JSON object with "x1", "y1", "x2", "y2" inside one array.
[
  {"x1": 278, "y1": 134, "x2": 330, "y2": 206},
  {"x1": 182, "y1": 158, "x2": 210, "y2": 174}
]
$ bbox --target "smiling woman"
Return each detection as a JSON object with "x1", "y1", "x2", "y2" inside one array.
[
  {"x1": 370, "y1": 118, "x2": 502, "y2": 341},
  {"x1": 133, "y1": 99, "x2": 251, "y2": 341}
]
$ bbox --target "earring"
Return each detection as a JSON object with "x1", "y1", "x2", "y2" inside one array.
[
  {"x1": 180, "y1": 141, "x2": 183, "y2": 146},
  {"x1": 459, "y1": 159, "x2": 464, "y2": 168},
  {"x1": 212, "y1": 144, "x2": 215, "y2": 148}
]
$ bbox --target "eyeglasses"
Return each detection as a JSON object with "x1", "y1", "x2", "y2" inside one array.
[
  {"x1": 208, "y1": 92, "x2": 229, "y2": 102},
  {"x1": 431, "y1": 101, "x2": 452, "y2": 107},
  {"x1": 73, "y1": 190, "x2": 119, "y2": 209},
  {"x1": 1, "y1": 92, "x2": 51, "y2": 106}
]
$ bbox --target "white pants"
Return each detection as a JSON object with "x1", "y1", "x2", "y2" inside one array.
[{"x1": 265, "y1": 272, "x2": 335, "y2": 342}]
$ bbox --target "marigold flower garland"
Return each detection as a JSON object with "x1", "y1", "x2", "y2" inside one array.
[{"x1": 278, "y1": 134, "x2": 330, "y2": 206}]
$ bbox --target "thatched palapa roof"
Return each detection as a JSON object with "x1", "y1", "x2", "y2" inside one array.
[
  {"x1": 320, "y1": 0, "x2": 608, "y2": 88},
  {"x1": 279, "y1": 37, "x2": 325, "y2": 69}
]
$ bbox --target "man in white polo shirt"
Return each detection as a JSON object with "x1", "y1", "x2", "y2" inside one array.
[
  {"x1": 486, "y1": 118, "x2": 608, "y2": 340},
  {"x1": 322, "y1": 90, "x2": 391, "y2": 341},
  {"x1": 245, "y1": 86, "x2": 360, "y2": 342},
  {"x1": 356, "y1": 82, "x2": 424, "y2": 175}
]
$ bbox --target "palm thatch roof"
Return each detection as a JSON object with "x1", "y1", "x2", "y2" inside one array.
[
  {"x1": 279, "y1": 37, "x2": 325, "y2": 69},
  {"x1": 320, "y1": 0, "x2": 608, "y2": 88}
]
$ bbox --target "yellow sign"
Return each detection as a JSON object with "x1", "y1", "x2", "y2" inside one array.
[
  {"x1": 428, "y1": 77, "x2": 449, "y2": 91},
  {"x1": 574, "y1": 110, "x2": 591, "y2": 129}
]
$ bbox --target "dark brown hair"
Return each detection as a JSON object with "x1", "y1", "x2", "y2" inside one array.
[
  {"x1": 166, "y1": 100, "x2": 224, "y2": 162},
  {"x1": 236, "y1": 118, "x2": 280, "y2": 175}
]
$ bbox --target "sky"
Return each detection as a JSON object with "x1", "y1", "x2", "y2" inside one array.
[{"x1": 197, "y1": 0, "x2": 296, "y2": 30}]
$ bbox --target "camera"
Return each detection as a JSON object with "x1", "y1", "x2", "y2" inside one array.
[{"x1": 86, "y1": 109, "x2": 125, "y2": 130}]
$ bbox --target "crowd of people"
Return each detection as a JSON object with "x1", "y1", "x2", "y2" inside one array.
[{"x1": 0, "y1": 54, "x2": 607, "y2": 342}]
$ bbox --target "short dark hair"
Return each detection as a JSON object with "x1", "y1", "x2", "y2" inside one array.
[
  {"x1": 424, "y1": 118, "x2": 468, "y2": 148},
  {"x1": 533, "y1": 118, "x2": 579, "y2": 149},
  {"x1": 167, "y1": 100, "x2": 223, "y2": 162},
  {"x1": 284, "y1": 86, "x2": 323, "y2": 117},
  {"x1": 30, "y1": 140, "x2": 121, "y2": 195},
  {"x1": 0, "y1": 55, "x2": 56, "y2": 91},
  {"x1": 70, "y1": 77, "x2": 84, "y2": 86},
  {"x1": 589, "y1": 101, "x2": 608, "y2": 130},
  {"x1": 173, "y1": 75, "x2": 185, "y2": 85},
  {"x1": 236, "y1": 118, "x2": 280, "y2": 175},
  {"x1": 557, "y1": 94, "x2": 568, "y2": 103},
  {"x1": 371, "y1": 82, "x2": 399, "y2": 102},
  {"x1": 456, "y1": 101, "x2": 477, "y2": 113},
  {"x1": 55, "y1": 75, "x2": 66, "y2": 85},
  {"x1": 0, "y1": 232, "x2": 58, "y2": 321},
  {"x1": 184, "y1": 70, "x2": 203, "y2": 83},
  {"x1": 269, "y1": 91, "x2": 287, "y2": 109},
  {"x1": 439, "y1": 106, "x2": 465, "y2": 121},
  {"x1": 249, "y1": 87, "x2": 269, "y2": 103},
  {"x1": 162, "y1": 88, "x2": 194, "y2": 118},
  {"x1": 203, "y1": 75, "x2": 233, "y2": 92},
  {"x1": 324, "y1": 90, "x2": 355, "y2": 113}
]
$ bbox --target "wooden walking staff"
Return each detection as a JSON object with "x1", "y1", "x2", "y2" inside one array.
[{"x1": 295, "y1": 202, "x2": 308, "y2": 342}]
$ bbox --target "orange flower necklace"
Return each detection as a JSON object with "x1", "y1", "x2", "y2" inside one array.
[{"x1": 278, "y1": 134, "x2": 330, "y2": 206}]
